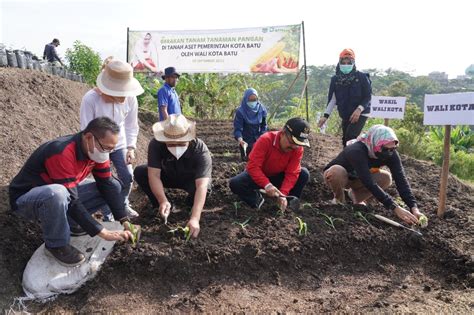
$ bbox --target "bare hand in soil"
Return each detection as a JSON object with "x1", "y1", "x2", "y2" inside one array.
[
  {"x1": 159, "y1": 201, "x2": 172, "y2": 220},
  {"x1": 277, "y1": 197, "x2": 288, "y2": 211},
  {"x1": 98, "y1": 229, "x2": 132, "y2": 242},
  {"x1": 394, "y1": 206, "x2": 419, "y2": 225},
  {"x1": 264, "y1": 184, "x2": 281, "y2": 198},
  {"x1": 186, "y1": 218, "x2": 200, "y2": 239},
  {"x1": 126, "y1": 149, "x2": 136, "y2": 165}
]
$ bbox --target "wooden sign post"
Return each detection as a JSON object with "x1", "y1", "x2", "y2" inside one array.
[
  {"x1": 424, "y1": 92, "x2": 474, "y2": 217},
  {"x1": 437, "y1": 125, "x2": 451, "y2": 217}
]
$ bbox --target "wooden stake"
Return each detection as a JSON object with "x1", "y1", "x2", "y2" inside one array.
[
  {"x1": 437, "y1": 125, "x2": 451, "y2": 217},
  {"x1": 384, "y1": 118, "x2": 389, "y2": 126}
]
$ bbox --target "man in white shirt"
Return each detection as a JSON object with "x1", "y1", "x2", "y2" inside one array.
[{"x1": 80, "y1": 57, "x2": 144, "y2": 218}]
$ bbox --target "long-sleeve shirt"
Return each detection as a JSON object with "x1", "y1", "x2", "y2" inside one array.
[
  {"x1": 43, "y1": 43, "x2": 61, "y2": 63},
  {"x1": 324, "y1": 142, "x2": 417, "y2": 210},
  {"x1": 80, "y1": 89, "x2": 139, "y2": 150},
  {"x1": 247, "y1": 131, "x2": 303, "y2": 195},
  {"x1": 9, "y1": 133, "x2": 128, "y2": 236},
  {"x1": 326, "y1": 71, "x2": 372, "y2": 120},
  {"x1": 233, "y1": 105, "x2": 268, "y2": 145}
]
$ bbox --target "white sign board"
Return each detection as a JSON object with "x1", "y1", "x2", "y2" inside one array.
[
  {"x1": 424, "y1": 92, "x2": 474, "y2": 125},
  {"x1": 128, "y1": 25, "x2": 301, "y2": 74},
  {"x1": 370, "y1": 96, "x2": 406, "y2": 119}
]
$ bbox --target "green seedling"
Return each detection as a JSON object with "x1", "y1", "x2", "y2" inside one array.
[
  {"x1": 232, "y1": 217, "x2": 251, "y2": 229},
  {"x1": 124, "y1": 222, "x2": 141, "y2": 247},
  {"x1": 233, "y1": 201, "x2": 241, "y2": 215},
  {"x1": 301, "y1": 203, "x2": 312, "y2": 210},
  {"x1": 319, "y1": 213, "x2": 344, "y2": 230},
  {"x1": 296, "y1": 217, "x2": 307, "y2": 236},
  {"x1": 418, "y1": 214, "x2": 428, "y2": 228},
  {"x1": 168, "y1": 225, "x2": 191, "y2": 241},
  {"x1": 354, "y1": 211, "x2": 372, "y2": 226}
]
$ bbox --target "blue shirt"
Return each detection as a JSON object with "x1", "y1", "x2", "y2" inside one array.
[{"x1": 157, "y1": 83, "x2": 181, "y2": 121}]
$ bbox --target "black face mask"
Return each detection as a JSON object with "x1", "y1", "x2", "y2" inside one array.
[{"x1": 375, "y1": 147, "x2": 396, "y2": 160}]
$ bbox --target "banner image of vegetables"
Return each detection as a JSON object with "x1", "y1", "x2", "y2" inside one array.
[{"x1": 251, "y1": 25, "x2": 300, "y2": 73}]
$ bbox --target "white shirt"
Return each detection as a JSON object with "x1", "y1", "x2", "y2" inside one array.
[{"x1": 80, "y1": 89, "x2": 139, "y2": 150}]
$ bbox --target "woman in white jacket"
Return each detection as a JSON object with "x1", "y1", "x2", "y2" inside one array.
[{"x1": 80, "y1": 57, "x2": 144, "y2": 217}]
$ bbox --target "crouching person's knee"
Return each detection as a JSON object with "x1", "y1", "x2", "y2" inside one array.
[
  {"x1": 379, "y1": 170, "x2": 392, "y2": 189},
  {"x1": 43, "y1": 184, "x2": 70, "y2": 208},
  {"x1": 299, "y1": 167, "x2": 310, "y2": 185}
]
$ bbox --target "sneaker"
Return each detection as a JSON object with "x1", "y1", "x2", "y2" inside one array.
[
  {"x1": 70, "y1": 225, "x2": 87, "y2": 237},
  {"x1": 45, "y1": 244, "x2": 86, "y2": 266},
  {"x1": 255, "y1": 191, "x2": 265, "y2": 210},
  {"x1": 125, "y1": 205, "x2": 139, "y2": 218}
]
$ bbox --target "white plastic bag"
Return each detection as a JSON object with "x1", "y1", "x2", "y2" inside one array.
[{"x1": 22, "y1": 221, "x2": 122, "y2": 301}]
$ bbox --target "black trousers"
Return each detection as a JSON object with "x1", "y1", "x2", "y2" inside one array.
[
  {"x1": 134, "y1": 165, "x2": 198, "y2": 208},
  {"x1": 341, "y1": 116, "x2": 368, "y2": 147}
]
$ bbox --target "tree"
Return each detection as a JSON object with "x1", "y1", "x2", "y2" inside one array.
[{"x1": 65, "y1": 40, "x2": 102, "y2": 85}]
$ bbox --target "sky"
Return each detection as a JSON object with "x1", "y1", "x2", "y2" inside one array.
[{"x1": 0, "y1": 0, "x2": 472, "y2": 78}]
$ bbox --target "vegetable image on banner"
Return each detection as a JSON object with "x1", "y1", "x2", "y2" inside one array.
[{"x1": 127, "y1": 25, "x2": 301, "y2": 74}]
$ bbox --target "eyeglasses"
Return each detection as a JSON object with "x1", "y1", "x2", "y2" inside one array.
[{"x1": 93, "y1": 134, "x2": 114, "y2": 153}]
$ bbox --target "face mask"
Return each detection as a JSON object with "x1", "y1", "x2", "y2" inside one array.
[
  {"x1": 88, "y1": 139, "x2": 110, "y2": 163},
  {"x1": 247, "y1": 101, "x2": 258, "y2": 110},
  {"x1": 340, "y1": 64, "x2": 354, "y2": 74},
  {"x1": 375, "y1": 147, "x2": 395, "y2": 160},
  {"x1": 167, "y1": 145, "x2": 188, "y2": 160}
]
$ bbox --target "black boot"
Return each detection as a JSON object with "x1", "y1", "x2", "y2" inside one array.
[{"x1": 45, "y1": 244, "x2": 86, "y2": 266}]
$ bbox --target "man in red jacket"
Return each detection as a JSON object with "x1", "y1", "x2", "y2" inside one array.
[{"x1": 229, "y1": 117, "x2": 310, "y2": 211}]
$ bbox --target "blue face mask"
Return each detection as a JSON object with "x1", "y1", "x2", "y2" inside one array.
[
  {"x1": 340, "y1": 64, "x2": 354, "y2": 74},
  {"x1": 247, "y1": 101, "x2": 258, "y2": 110}
]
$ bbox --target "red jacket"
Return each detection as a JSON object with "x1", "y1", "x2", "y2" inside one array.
[{"x1": 247, "y1": 131, "x2": 303, "y2": 195}]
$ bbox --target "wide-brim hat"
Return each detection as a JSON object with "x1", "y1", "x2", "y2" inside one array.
[
  {"x1": 96, "y1": 59, "x2": 144, "y2": 97},
  {"x1": 153, "y1": 114, "x2": 196, "y2": 143}
]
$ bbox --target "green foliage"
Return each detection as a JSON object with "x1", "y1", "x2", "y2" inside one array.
[
  {"x1": 134, "y1": 73, "x2": 162, "y2": 110},
  {"x1": 65, "y1": 40, "x2": 102, "y2": 85},
  {"x1": 168, "y1": 226, "x2": 191, "y2": 241},
  {"x1": 295, "y1": 217, "x2": 308, "y2": 236},
  {"x1": 232, "y1": 217, "x2": 251, "y2": 230}
]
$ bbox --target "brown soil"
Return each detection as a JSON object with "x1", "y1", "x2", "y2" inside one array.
[{"x1": 0, "y1": 68, "x2": 473, "y2": 313}]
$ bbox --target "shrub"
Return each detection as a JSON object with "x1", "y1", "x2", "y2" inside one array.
[{"x1": 65, "y1": 40, "x2": 102, "y2": 85}]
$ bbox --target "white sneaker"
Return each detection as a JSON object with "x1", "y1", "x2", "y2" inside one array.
[{"x1": 126, "y1": 205, "x2": 139, "y2": 218}]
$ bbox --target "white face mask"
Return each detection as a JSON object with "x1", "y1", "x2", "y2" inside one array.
[
  {"x1": 88, "y1": 138, "x2": 110, "y2": 163},
  {"x1": 167, "y1": 145, "x2": 188, "y2": 160}
]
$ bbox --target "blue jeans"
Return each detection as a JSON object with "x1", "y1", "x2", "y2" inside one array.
[
  {"x1": 229, "y1": 168, "x2": 310, "y2": 207},
  {"x1": 109, "y1": 149, "x2": 133, "y2": 208},
  {"x1": 14, "y1": 180, "x2": 112, "y2": 248}
]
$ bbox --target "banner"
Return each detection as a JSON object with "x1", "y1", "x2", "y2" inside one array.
[
  {"x1": 423, "y1": 92, "x2": 474, "y2": 125},
  {"x1": 370, "y1": 96, "x2": 406, "y2": 119},
  {"x1": 127, "y1": 25, "x2": 301, "y2": 74}
]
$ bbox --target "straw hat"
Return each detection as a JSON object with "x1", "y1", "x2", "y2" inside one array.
[
  {"x1": 96, "y1": 58, "x2": 144, "y2": 97},
  {"x1": 153, "y1": 114, "x2": 196, "y2": 143}
]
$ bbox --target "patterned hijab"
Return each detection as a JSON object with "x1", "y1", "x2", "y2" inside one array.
[{"x1": 348, "y1": 125, "x2": 399, "y2": 159}]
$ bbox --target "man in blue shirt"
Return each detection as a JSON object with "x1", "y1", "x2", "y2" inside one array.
[
  {"x1": 157, "y1": 67, "x2": 181, "y2": 121},
  {"x1": 43, "y1": 38, "x2": 64, "y2": 66}
]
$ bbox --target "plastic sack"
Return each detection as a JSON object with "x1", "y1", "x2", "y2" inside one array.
[{"x1": 22, "y1": 221, "x2": 122, "y2": 301}]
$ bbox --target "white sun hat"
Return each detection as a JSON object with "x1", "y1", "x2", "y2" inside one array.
[
  {"x1": 96, "y1": 58, "x2": 144, "y2": 97},
  {"x1": 152, "y1": 114, "x2": 196, "y2": 143}
]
